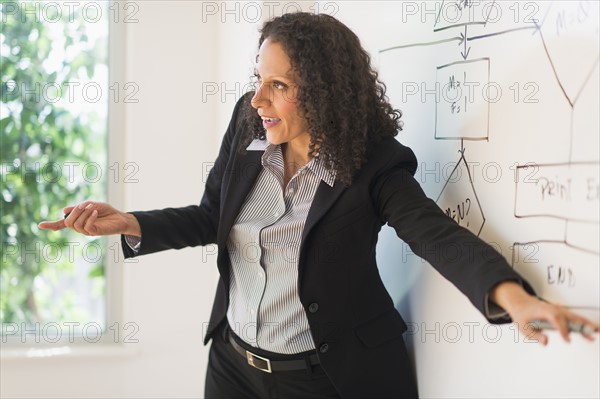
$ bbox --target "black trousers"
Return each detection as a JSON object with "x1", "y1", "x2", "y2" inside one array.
[{"x1": 204, "y1": 323, "x2": 341, "y2": 398}]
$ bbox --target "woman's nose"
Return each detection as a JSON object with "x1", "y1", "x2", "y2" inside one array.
[{"x1": 250, "y1": 83, "x2": 270, "y2": 109}]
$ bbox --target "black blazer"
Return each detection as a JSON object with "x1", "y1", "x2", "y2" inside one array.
[{"x1": 122, "y1": 93, "x2": 533, "y2": 398}]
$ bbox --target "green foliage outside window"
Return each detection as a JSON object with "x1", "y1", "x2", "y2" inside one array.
[{"x1": 1, "y1": 0, "x2": 108, "y2": 333}]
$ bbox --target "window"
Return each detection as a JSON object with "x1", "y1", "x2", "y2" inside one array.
[{"x1": 1, "y1": 0, "x2": 116, "y2": 346}]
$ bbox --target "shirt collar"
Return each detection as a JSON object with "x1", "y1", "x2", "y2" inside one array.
[
  {"x1": 246, "y1": 139, "x2": 270, "y2": 151},
  {"x1": 246, "y1": 139, "x2": 336, "y2": 187},
  {"x1": 308, "y1": 154, "x2": 336, "y2": 187}
]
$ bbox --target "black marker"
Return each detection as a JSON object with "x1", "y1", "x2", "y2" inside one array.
[{"x1": 531, "y1": 320, "x2": 597, "y2": 335}]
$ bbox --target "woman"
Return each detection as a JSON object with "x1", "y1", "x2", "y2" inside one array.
[{"x1": 40, "y1": 12, "x2": 598, "y2": 399}]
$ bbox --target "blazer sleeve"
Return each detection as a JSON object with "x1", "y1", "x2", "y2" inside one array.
[
  {"x1": 121, "y1": 93, "x2": 250, "y2": 258},
  {"x1": 372, "y1": 159, "x2": 536, "y2": 323}
]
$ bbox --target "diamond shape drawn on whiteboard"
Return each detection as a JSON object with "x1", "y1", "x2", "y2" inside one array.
[{"x1": 435, "y1": 153, "x2": 485, "y2": 236}]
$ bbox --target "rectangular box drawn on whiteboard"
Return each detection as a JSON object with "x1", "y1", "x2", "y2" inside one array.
[
  {"x1": 511, "y1": 241, "x2": 600, "y2": 310},
  {"x1": 435, "y1": 58, "x2": 490, "y2": 140},
  {"x1": 433, "y1": 0, "x2": 498, "y2": 31},
  {"x1": 514, "y1": 162, "x2": 600, "y2": 223}
]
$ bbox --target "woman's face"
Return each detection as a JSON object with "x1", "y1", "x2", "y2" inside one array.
[{"x1": 250, "y1": 38, "x2": 310, "y2": 149}]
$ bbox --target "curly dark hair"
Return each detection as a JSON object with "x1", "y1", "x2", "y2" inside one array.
[{"x1": 241, "y1": 12, "x2": 402, "y2": 185}]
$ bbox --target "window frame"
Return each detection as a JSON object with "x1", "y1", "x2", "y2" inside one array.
[{"x1": 1, "y1": 2, "x2": 136, "y2": 358}]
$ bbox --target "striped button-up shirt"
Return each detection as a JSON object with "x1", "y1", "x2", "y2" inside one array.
[{"x1": 226, "y1": 139, "x2": 336, "y2": 354}]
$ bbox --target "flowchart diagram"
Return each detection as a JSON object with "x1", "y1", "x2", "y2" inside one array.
[
  {"x1": 380, "y1": 0, "x2": 599, "y2": 315},
  {"x1": 512, "y1": 2, "x2": 599, "y2": 312}
]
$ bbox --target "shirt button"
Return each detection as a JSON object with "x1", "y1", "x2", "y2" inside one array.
[
  {"x1": 319, "y1": 343, "x2": 329, "y2": 353},
  {"x1": 308, "y1": 303, "x2": 319, "y2": 313},
  {"x1": 250, "y1": 309, "x2": 255, "y2": 315},
  {"x1": 273, "y1": 211, "x2": 279, "y2": 217}
]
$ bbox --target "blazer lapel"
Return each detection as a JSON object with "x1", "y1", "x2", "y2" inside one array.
[
  {"x1": 301, "y1": 180, "x2": 347, "y2": 246},
  {"x1": 217, "y1": 148, "x2": 263, "y2": 246}
]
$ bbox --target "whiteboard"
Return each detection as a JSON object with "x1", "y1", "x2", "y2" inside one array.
[{"x1": 327, "y1": 1, "x2": 599, "y2": 397}]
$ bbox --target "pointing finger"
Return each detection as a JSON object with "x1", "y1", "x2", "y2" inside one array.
[{"x1": 38, "y1": 219, "x2": 67, "y2": 231}]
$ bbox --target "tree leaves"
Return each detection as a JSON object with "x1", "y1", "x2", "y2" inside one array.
[{"x1": 1, "y1": 1, "x2": 108, "y2": 326}]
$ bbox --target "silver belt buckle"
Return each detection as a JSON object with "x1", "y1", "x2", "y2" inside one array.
[{"x1": 246, "y1": 350, "x2": 272, "y2": 373}]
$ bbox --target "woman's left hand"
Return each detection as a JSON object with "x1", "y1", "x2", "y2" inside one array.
[{"x1": 491, "y1": 281, "x2": 599, "y2": 345}]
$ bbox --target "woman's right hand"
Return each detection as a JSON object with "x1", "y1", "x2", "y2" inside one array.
[{"x1": 38, "y1": 201, "x2": 141, "y2": 237}]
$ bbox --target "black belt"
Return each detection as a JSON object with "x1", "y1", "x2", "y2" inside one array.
[{"x1": 227, "y1": 331, "x2": 320, "y2": 373}]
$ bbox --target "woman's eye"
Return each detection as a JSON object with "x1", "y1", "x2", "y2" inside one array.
[{"x1": 251, "y1": 75, "x2": 288, "y2": 91}]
